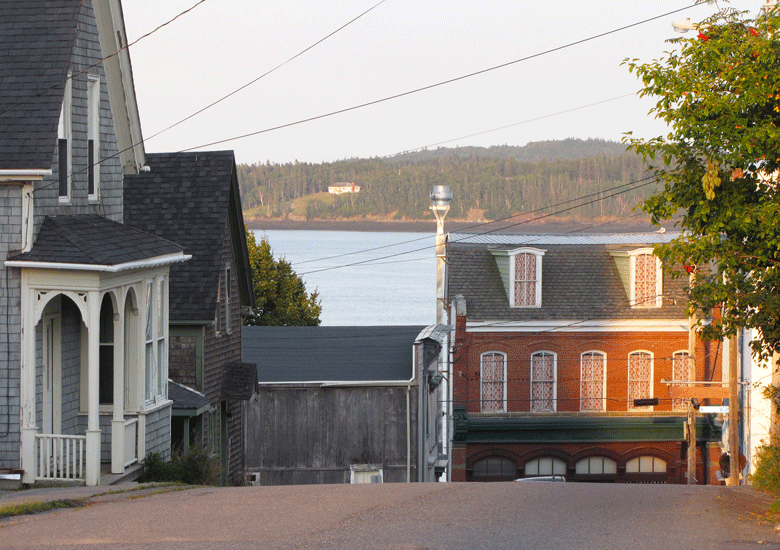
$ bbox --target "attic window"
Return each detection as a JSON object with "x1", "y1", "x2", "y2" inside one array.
[
  {"x1": 509, "y1": 248, "x2": 545, "y2": 308},
  {"x1": 609, "y1": 248, "x2": 663, "y2": 308},
  {"x1": 87, "y1": 75, "x2": 100, "y2": 200},
  {"x1": 57, "y1": 74, "x2": 72, "y2": 202}
]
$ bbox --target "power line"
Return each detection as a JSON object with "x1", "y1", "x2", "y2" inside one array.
[
  {"x1": 0, "y1": 0, "x2": 208, "y2": 118},
  {"x1": 178, "y1": 5, "x2": 696, "y2": 153},
  {"x1": 297, "y1": 176, "x2": 658, "y2": 275}
]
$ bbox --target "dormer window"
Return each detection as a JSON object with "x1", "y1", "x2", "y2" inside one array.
[
  {"x1": 511, "y1": 248, "x2": 545, "y2": 307},
  {"x1": 609, "y1": 248, "x2": 663, "y2": 308},
  {"x1": 87, "y1": 75, "x2": 100, "y2": 201}
]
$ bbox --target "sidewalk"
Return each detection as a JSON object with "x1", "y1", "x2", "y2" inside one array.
[{"x1": 0, "y1": 482, "x2": 181, "y2": 507}]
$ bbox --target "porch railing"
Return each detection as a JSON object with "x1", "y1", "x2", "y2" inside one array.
[
  {"x1": 124, "y1": 418, "x2": 139, "y2": 468},
  {"x1": 35, "y1": 433, "x2": 86, "y2": 482}
]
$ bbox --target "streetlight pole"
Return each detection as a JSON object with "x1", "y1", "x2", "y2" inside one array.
[{"x1": 430, "y1": 185, "x2": 452, "y2": 481}]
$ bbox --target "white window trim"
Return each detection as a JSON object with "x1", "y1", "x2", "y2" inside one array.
[
  {"x1": 628, "y1": 248, "x2": 663, "y2": 308},
  {"x1": 580, "y1": 350, "x2": 607, "y2": 412},
  {"x1": 628, "y1": 350, "x2": 654, "y2": 411},
  {"x1": 509, "y1": 248, "x2": 545, "y2": 308},
  {"x1": 87, "y1": 74, "x2": 100, "y2": 202},
  {"x1": 530, "y1": 351, "x2": 557, "y2": 412},
  {"x1": 480, "y1": 351, "x2": 507, "y2": 413},
  {"x1": 350, "y1": 464, "x2": 384, "y2": 484},
  {"x1": 224, "y1": 264, "x2": 232, "y2": 335},
  {"x1": 57, "y1": 73, "x2": 72, "y2": 204}
]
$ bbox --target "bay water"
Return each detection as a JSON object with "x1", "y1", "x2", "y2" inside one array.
[{"x1": 254, "y1": 230, "x2": 438, "y2": 326}]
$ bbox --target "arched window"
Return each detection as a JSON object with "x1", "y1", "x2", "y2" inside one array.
[
  {"x1": 99, "y1": 294, "x2": 114, "y2": 404},
  {"x1": 580, "y1": 351, "x2": 606, "y2": 411},
  {"x1": 472, "y1": 456, "x2": 517, "y2": 481},
  {"x1": 531, "y1": 351, "x2": 556, "y2": 412},
  {"x1": 524, "y1": 457, "x2": 566, "y2": 477},
  {"x1": 628, "y1": 351, "x2": 653, "y2": 411},
  {"x1": 480, "y1": 352, "x2": 506, "y2": 412},
  {"x1": 575, "y1": 456, "x2": 617, "y2": 475},
  {"x1": 626, "y1": 456, "x2": 667, "y2": 474},
  {"x1": 672, "y1": 351, "x2": 690, "y2": 411}
]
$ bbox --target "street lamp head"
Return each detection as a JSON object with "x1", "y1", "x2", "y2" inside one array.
[
  {"x1": 672, "y1": 18, "x2": 698, "y2": 34},
  {"x1": 430, "y1": 185, "x2": 453, "y2": 207}
]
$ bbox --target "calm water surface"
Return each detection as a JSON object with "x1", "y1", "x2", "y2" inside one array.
[{"x1": 255, "y1": 230, "x2": 438, "y2": 326}]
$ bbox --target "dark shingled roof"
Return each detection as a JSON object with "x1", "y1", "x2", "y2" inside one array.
[
  {"x1": 244, "y1": 326, "x2": 427, "y2": 383},
  {"x1": 10, "y1": 215, "x2": 184, "y2": 266},
  {"x1": 221, "y1": 362, "x2": 257, "y2": 400},
  {"x1": 124, "y1": 151, "x2": 253, "y2": 322},
  {"x1": 168, "y1": 380, "x2": 210, "y2": 413},
  {"x1": 0, "y1": 0, "x2": 80, "y2": 170},
  {"x1": 447, "y1": 235, "x2": 687, "y2": 322}
]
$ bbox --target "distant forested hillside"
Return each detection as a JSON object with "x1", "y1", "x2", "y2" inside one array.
[{"x1": 238, "y1": 138, "x2": 654, "y2": 221}]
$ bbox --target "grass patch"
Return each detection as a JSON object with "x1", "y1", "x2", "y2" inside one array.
[{"x1": 0, "y1": 499, "x2": 79, "y2": 518}]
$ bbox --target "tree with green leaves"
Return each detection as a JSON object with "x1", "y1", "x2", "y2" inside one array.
[
  {"x1": 244, "y1": 228, "x2": 322, "y2": 326},
  {"x1": 624, "y1": 2, "x2": 780, "y2": 362}
]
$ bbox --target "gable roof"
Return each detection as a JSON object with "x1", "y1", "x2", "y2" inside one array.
[
  {"x1": 7, "y1": 215, "x2": 185, "y2": 268},
  {"x1": 447, "y1": 232, "x2": 687, "y2": 322},
  {"x1": 244, "y1": 326, "x2": 428, "y2": 383},
  {"x1": 124, "y1": 151, "x2": 255, "y2": 322},
  {"x1": 0, "y1": 0, "x2": 79, "y2": 171}
]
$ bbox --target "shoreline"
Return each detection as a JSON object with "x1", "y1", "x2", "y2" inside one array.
[{"x1": 245, "y1": 217, "x2": 662, "y2": 234}]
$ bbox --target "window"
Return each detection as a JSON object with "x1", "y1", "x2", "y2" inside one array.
[
  {"x1": 628, "y1": 351, "x2": 653, "y2": 411},
  {"x1": 472, "y1": 456, "x2": 517, "y2": 480},
  {"x1": 633, "y1": 252, "x2": 662, "y2": 308},
  {"x1": 672, "y1": 351, "x2": 691, "y2": 411},
  {"x1": 156, "y1": 277, "x2": 166, "y2": 398},
  {"x1": 580, "y1": 351, "x2": 606, "y2": 411},
  {"x1": 575, "y1": 456, "x2": 617, "y2": 475},
  {"x1": 511, "y1": 249, "x2": 544, "y2": 307},
  {"x1": 626, "y1": 456, "x2": 667, "y2": 473},
  {"x1": 224, "y1": 266, "x2": 231, "y2": 334},
  {"x1": 480, "y1": 352, "x2": 506, "y2": 412},
  {"x1": 524, "y1": 457, "x2": 566, "y2": 477},
  {"x1": 57, "y1": 74, "x2": 72, "y2": 201},
  {"x1": 87, "y1": 75, "x2": 100, "y2": 200},
  {"x1": 145, "y1": 281, "x2": 155, "y2": 403},
  {"x1": 99, "y1": 294, "x2": 114, "y2": 405},
  {"x1": 350, "y1": 464, "x2": 384, "y2": 484},
  {"x1": 531, "y1": 351, "x2": 556, "y2": 412}
]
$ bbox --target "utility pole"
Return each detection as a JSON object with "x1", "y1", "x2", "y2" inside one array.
[
  {"x1": 687, "y1": 271, "x2": 698, "y2": 485},
  {"x1": 728, "y1": 334, "x2": 740, "y2": 485}
]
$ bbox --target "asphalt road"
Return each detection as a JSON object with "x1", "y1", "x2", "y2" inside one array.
[{"x1": 0, "y1": 482, "x2": 779, "y2": 550}]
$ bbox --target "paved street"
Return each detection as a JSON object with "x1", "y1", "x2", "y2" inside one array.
[{"x1": 0, "y1": 482, "x2": 779, "y2": 549}]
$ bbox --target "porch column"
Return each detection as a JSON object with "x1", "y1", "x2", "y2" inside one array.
[
  {"x1": 20, "y1": 282, "x2": 36, "y2": 484},
  {"x1": 86, "y1": 291, "x2": 101, "y2": 486},
  {"x1": 111, "y1": 298, "x2": 125, "y2": 474}
]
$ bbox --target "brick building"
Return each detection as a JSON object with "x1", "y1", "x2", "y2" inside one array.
[{"x1": 447, "y1": 232, "x2": 724, "y2": 484}]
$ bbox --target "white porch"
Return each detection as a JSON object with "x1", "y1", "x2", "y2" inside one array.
[{"x1": 17, "y1": 269, "x2": 168, "y2": 486}]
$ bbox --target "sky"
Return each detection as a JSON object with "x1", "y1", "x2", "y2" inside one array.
[{"x1": 121, "y1": 1, "x2": 765, "y2": 166}]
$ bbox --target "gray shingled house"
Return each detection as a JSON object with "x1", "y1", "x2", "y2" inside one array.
[
  {"x1": 0, "y1": 0, "x2": 191, "y2": 486},
  {"x1": 243, "y1": 325, "x2": 449, "y2": 485},
  {"x1": 447, "y1": 232, "x2": 724, "y2": 484},
  {"x1": 124, "y1": 151, "x2": 256, "y2": 486}
]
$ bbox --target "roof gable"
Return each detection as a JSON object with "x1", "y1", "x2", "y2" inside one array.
[
  {"x1": 0, "y1": 0, "x2": 80, "y2": 170},
  {"x1": 124, "y1": 151, "x2": 254, "y2": 322}
]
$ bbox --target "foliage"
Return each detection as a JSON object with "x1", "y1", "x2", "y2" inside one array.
[
  {"x1": 624, "y1": 3, "x2": 780, "y2": 362},
  {"x1": 243, "y1": 228, "x2": 321, "y2": 326},
  {"x1": 751, "y1": 442, "x2": 780, "y2": 495},
  {"x1": 238, "y1": 139, "x2": 651, "y2": 222},
  {"x1": 138, "y1": 448, "x2": 218, "y2": 486},
  {"x1": 0, "y1": 499, "x2": 77, "y2": 518}
]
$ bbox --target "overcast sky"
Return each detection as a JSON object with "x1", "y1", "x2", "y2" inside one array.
[{"x1": 121, "y1": 1, "x2": 764, "y2": 165}]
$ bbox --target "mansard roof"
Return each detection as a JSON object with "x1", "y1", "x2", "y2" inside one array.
[
  {"x1": 124, "y1": 151, "x2": 255, "y2": 323},
  {"x1": 0, "y1": 0, "x2": 79, "y2": 170},
  {"x1": 9, "y1": 215, "x2": 184, "y2": 267},
  {"x1": 447, "y1": 232, "x2": 687, "y2": 322}
]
